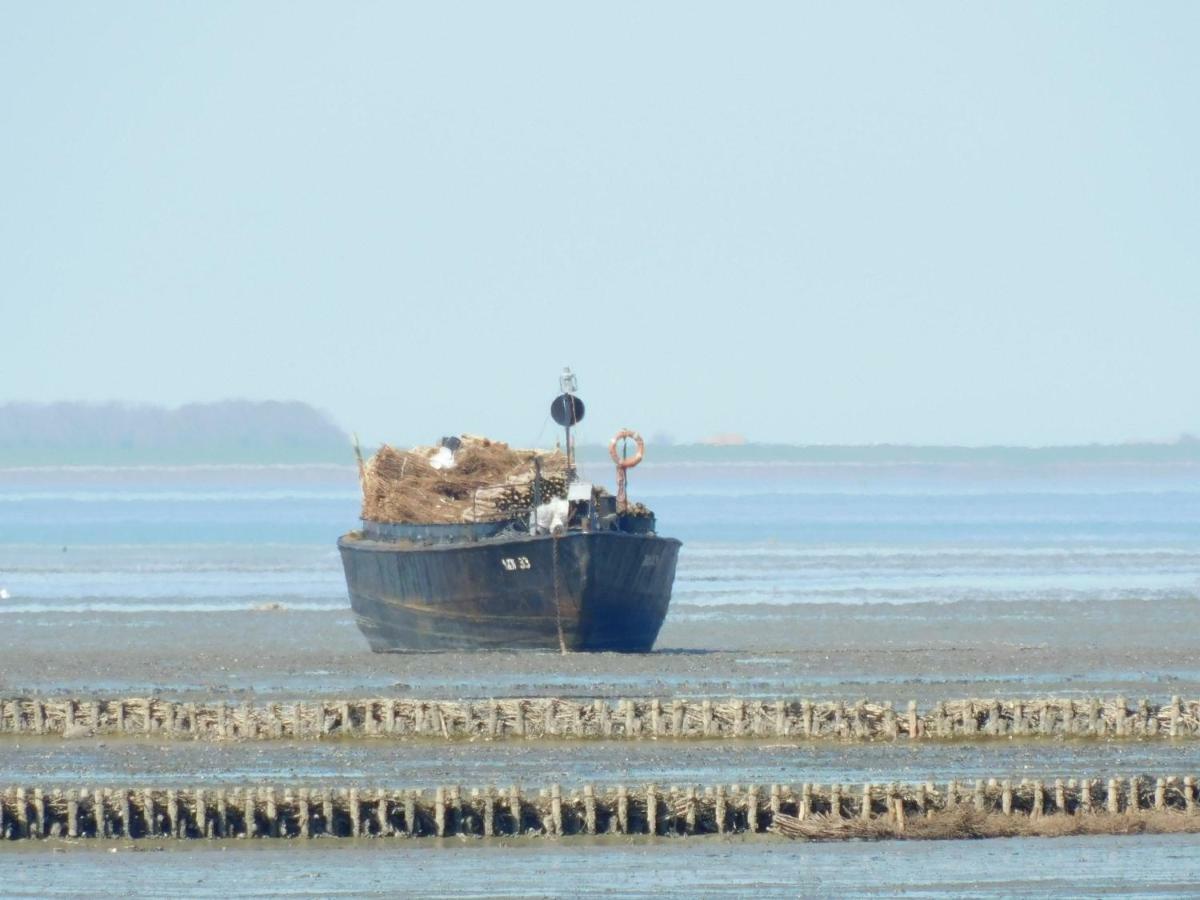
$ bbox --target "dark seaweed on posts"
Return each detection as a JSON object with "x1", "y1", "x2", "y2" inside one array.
[{"x1": 339, "y1": 369, "x2": 681, "y2": 652}]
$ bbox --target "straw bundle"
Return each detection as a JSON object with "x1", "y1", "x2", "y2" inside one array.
[{"x1": 360, "y1": 435, "x2": 568, "y2": 524}]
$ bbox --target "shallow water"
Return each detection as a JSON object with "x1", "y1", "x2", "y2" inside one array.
[
  {"x1": 2, "y1": 736, "x2": 1197, "y2": 787},
  {"x1": 3, "y1": 833, "x2": 1199, "y2": 898}
]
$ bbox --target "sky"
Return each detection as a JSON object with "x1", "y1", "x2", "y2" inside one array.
[{"x1": 1, "y1": 3, "x2": 1197, "y2": 447}]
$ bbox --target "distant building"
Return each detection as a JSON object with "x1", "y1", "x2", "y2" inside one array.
[{"x1": 700, "y1": 433, "x2": 747, "y2": 446}]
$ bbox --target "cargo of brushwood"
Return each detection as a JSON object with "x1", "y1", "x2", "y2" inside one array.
[{"x1": 360, "y1": 436, "x2": 568, "y2": 524}]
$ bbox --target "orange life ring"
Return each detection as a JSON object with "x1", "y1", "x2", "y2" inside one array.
[{"x1": 609, "y1": 429, "x2": 645, "y2": 469}]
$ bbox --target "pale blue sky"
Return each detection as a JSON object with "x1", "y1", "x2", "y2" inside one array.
[{"x1": 2, "y1": 3, "x2": 1196, "y2": 446}]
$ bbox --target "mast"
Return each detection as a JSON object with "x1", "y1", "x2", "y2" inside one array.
[{"x1": 550, "y1": 367, "x2": 585, "y2": 483}]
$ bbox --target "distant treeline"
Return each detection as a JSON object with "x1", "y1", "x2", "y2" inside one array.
[{"x1": 0, "y1": 401, "x2": 350, "y2": 465}]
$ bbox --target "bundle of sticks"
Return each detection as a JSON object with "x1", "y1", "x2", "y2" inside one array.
[{"x1": 359, "y1": 435, "x2": 568, "y2": 524}]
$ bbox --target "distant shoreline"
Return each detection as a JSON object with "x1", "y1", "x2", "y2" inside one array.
[{"x1": 4, "y1": 400, "x2": 1198, "y2": 466}]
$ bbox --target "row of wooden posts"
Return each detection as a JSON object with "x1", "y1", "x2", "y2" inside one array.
[
  {"x1": 1, "y1": 776, "x2": 1196, "y2": 840},
  {"x1": 2, "y1": 696, "x2": 1197, "y2": 741}
]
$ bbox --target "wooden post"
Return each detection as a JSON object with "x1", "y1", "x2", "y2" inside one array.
[
  {"x1": 1008, "y1": 699, "x2": 1022, "y2": 736},
  {"x1": 1054, "y1": 779, "x2": 1066, "y2": 815},
  {"x1": 1106, "y1": 778, "x2": 1120, "y2": 814},
  {"x1": 883, "y1": 702, "x2": 897, "y2": 739},
  {"x1": 434, "y1": 787, "x2": 445, "y2": 837},
  {"x1": 450, "y1": 786, "x2": 462, "y2": 835},
  {"x1": 598, "y1": 699, "x2": 612, "y2": 737},
  {"x1": 907, "y1": 701, "x2": 919, "y2": 739},
  {"x1": 893, "y1": 788, "x2": 906, "y2": 833},
  {"x1": 189, "y1": 788, "x2": 204, "y2": 839},
  {"x1": 974, "y1": 780, "x2": 986, "y2": 813},
  {"x1": 1031, "y1": 781, "x2": 1044, "y2": 819},
  {"x1": 373, "y1": 788, "x2": 388, "y2": 837},
  {"x1": 1114, "y1": 697, "x2": 1127, "y2": 737},
  {"x1": 119, "y1": 790, "x2": 132, "y2": 839},
  {"x1": 15, "y1": 788, "x2": 28, "y2": 838},
  {"x1": 650, "y1": 699, "x2": 662, "y2": 737},
  {"x1": 583, "y1": 785, "x2": 596, "y2": 835},
  {"x1": 933, "y1": 702, "x2": 948, "y2": 738},
  {"x1": 623, "y1": 699, "x2": 636, "y2": 736},
  {"x1": 551, "y1": 784, "x2": 563, "y2": 836},
  {"x1": 701, "y1": 700, "x2": 713, "y2": 737},
  {"x1": 770, "y1": 784, "x2": 781, "y2": 824},
  {"x1": 95, "y1": 788, "x2": 107, "y2": 838},
  {"x1": 1001, "y1": 780, "x2": 1012, "y2": 815},
  {"x1": 1039, "y1": 702, "x2": 1053, "y2": 736},
  {"x1": 404, "y1": 791, "x2": 416, "y2": 837},
  {"x1": 507, "y1": 786, "x2": 521, "y2": 835},
  {"x1": 961, "y1": 702, "x2": 977, "y2": 736},
  {"x1": 714, "y1": 785, "x2": 726, "y2": 833},
  {"x1": 800, "y1": 783, "x2": 812, "y2": 820},
  {"x1": 802, "y1": 700, "x2": 814, "y2": 738},
  {"x1": 67, "y1": 790, "x2": 79, "y2": 838},
  {"x1": 1062, "y1": 700, "x2": 1074, "y2": 736},
  {"x1": 167, "y1": 789, "x2": 179, "y2": 838},
  {"x1": 671, "y1": 700, "x2": 685, "y2": 737},
  {"x1": 1079, "y1": 779, "x2": 1092, "y2": 816},
  {"x1": 861, "y1": 784, "x2": 872, "y2": 821},
  {"x1": 617, "y1": 785, "x2": 629, "y2": 834},
  {"x1": 983, "y1": 701, "x2": 998, "y2": 735},
  {"x1": 31, "y1": 790, "x2": 45, "y2": 838},
  {"x1": 747, "y1": 785, "x2": 758, "y2": 832},
  {"x1": 215, "y1": 789, "x2": 227, "y2": 838},
  {"x1": 775, "y1": 700, "x2": 787, "y2": 736},
  {"x1": 297, "y1": 789, "x2": 309, "y2": 839},
  {"x1": 483, "y1": 787, "x2": 495, "y2": 837},
  {"x1": 487, "y1": 701, "x2": 499, "y2": 739},
  {"x1": 262, "y1": 788, "x2": 276, "y2": 837},
  {"x1": 243, "y1": 787, "x2": 256, "y2": 838},
  {"x1": 685, "y1": 786, "x2": 697, "y2": 834},
  {"x1": 320, "y1": 790, "x2": 333, "y2": 837},
  {"x1": 1155, "y1": 778, "x2": 1167, "y2": 811},
  {"x1": 1185, "y1": 776, "x2": 1196, "y2": 815},
  {"x1": 830, "y1": 784, "x2": 843, "y2": 819}
]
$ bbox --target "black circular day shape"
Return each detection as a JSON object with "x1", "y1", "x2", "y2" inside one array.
[{"x1": 550, "y1": 393, "x2": 585, "y2": 427}]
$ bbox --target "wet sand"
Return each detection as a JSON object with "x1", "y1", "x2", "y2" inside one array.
[{"x1": 3, "y1": 597, "x2": 1198, "y2": 701}]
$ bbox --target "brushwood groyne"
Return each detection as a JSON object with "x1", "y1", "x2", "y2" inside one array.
[
  {"x1": 1, "y1": 776, "x2": 1197, "y2": 841},
  {"x1": 2, "y1": 696, "x2": 1197, "y2": 741}
]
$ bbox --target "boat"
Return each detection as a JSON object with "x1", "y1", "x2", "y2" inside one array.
[{"x1": 337, "y1": 370, "x2": 681, "y2": 652}]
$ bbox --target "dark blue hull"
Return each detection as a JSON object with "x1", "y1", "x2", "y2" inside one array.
[{"x1": 338, "y1": 530, "x2": 681, "y2": 652}]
